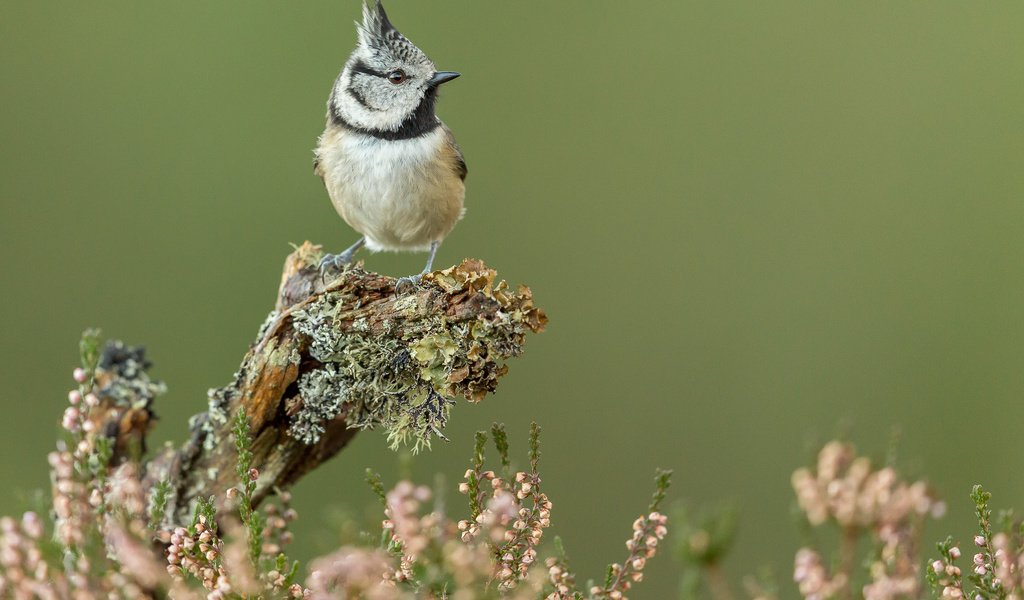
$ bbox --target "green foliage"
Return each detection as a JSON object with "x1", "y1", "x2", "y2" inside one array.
[
  {"x1": 232, "y1": 409, "x2": 264, "y2": 565},
  {"x1": 491, "y1": 422, "x2": 511, "y2": 475},
  {"x1": 466, "y1": 430, "x2": 487, "y2": 520},
  {"x1": 148, "y1": 478, "x2": 171, "y2": 531},
  {"x1": 649, "y1": 468, "x2": 673, "y2": 513},
  {"x1": 191, "y1": 496, "x2": 217, "y2": 532},
  {"x1": 967, "y1": 485, "x2": 1001, "y2": 598},
  {"x1": 87, "y1": 436, "x2": 113, "y2": 516},
  {"x1": 275, "y1": 552, "x2": 301, "y2": 589},
  {"x1": 528, "y1": 422, "x2": 541, "y2": 474},
  {"x1": 78, "y1": 328, "x2": 102, "y2": 380},
  {"x1": 473, "y1": 430, "x2": 487, "y2": 470},
  {"x1": 366, "y1": 469, "x2": 388, "y2": 506}
]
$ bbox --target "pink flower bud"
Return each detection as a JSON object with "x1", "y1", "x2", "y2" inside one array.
[
  {"x1": 68, "y1": 390, "x2": 81, "y2": 405},
  {"x1": 949, "y1": 546, "x2": 961, "y2": 559},
  {"x1": 72, "y1": 368, "x2": 87, "y2": 383},
  {"x1": 61, "y1": 407, "x2": 80, "y2": 432},
  {"x1": 974, "y1": 535, "x2": 986, "y2": 547}
]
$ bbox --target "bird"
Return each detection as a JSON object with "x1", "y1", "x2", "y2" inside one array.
[{"x1": 314, "y1": 0, "x2": 466, "y2": 290}]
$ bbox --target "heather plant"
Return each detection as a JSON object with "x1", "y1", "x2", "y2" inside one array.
[
  {"x1": 926, "y1": 485, "x2": 1024, "y2": 600},
  {"x1": 673, "y1": 440, "x2": 947, "y2": 600},
  {"x1": 0, "y1": 332, "x2": 671, "y2": 599},
  {"x1": 3, "y1": 331, "x2": 1020, "y2": 600},
  {"x1": 668, "y1": 440, "x2": 1024, "y2": 600}
]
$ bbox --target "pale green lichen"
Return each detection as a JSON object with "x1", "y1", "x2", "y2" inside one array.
[
  {"x1": 409, "y1": 332, "x2": 459, "y2": 389},
  {"x1": 201, "y1": 379, "x2": 237, "y2": 451},
  {"x1": 290, "y1": 302, "x2": 455, "y2": 452},
  {"x1": 255, "y1": 309, "x2": 279, "y2": 341},
  {"x1": 285, "y1": 260, "x2": 546, "y2": 452},
  {"x1": 289, "y1": 365, "x2": 346, "y2": 445},
  {"x1": 292, "y1": 296, "x2": 346, "y2": 362}
]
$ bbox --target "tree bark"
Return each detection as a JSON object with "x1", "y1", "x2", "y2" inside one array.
[{"x1": 89, "y1": 242, "x2": 546, "y2": 524}]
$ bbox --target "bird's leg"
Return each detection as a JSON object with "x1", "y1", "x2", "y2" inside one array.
[
  {"x1": 395, "y1": 241, "x2": 440, "y2": 293},
  {"x1": 319, "y1": 237, "x2": 365, "y2": 274}
]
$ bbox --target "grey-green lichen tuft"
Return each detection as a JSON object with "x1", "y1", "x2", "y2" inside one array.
[
  {"x1": 286, "y1": 260, "x2": 546, "y2": 453},
  {"x1": 291, "y1": 299, "x2": 451, "y2": 451},
  {"x1": 97, "y1": 341, "x2": 167, "y2": 409},
  {"x1": 289, "y1": 364, "x2": 346, "y2": 444},
  {"x1": 200, "y1": 380, "x2": 237, "y2": 451}
]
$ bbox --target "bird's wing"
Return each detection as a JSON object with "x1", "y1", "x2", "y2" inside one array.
[{"x1": 442, "y1": 123, "x2": 467, "y2": 182}]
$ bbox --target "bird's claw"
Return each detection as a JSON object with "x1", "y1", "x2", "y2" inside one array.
[
  {"x1": 394, "y1": 274, "x2": 423, "y2": 294},
  {"x1": 318, "y1": 251, "x2": 355, "y2": 277}
]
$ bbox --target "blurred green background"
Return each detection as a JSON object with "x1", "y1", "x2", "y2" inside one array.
[{"x1": 2, "y1": 1, "x2": 1023, "y2": 597}]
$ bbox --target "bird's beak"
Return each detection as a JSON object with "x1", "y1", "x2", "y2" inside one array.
[{"x1": 428, "y1": 71, "x2": 461, "y2": 87}]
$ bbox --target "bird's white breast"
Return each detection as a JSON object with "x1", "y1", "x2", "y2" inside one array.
[{"x1": 318, "y1": 126, "x2": 464, "y2": 252}]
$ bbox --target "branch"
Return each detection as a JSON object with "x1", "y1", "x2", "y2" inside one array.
[{"x1": 88, "y1": 242, "x2": 546, "y2": 524}]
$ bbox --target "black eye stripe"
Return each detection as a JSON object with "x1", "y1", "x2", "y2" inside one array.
[{"x1": 350, "y1": 59, "x2": 386, "y2": 79}]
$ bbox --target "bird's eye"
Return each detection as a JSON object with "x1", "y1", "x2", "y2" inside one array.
[{"x1": 387, "y1": 70, "x2": 407, "y2": 84}]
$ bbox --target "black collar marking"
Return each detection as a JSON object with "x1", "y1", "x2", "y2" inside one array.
[{"x1": 331, "y1": 86, "x2": 441, "y2": 141}]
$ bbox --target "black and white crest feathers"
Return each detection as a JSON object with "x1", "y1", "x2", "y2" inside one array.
[{"x1": 357, "y1": 1, "x2": 421, "y2": 62}]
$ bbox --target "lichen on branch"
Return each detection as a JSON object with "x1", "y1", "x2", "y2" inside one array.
[{"x1": 142, "y1": 242, "x2": 546, "y2": 520}]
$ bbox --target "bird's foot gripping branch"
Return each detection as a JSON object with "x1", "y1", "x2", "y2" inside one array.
[{"x1": 115, "y1": 241, "x2": 547, "y2": 522}]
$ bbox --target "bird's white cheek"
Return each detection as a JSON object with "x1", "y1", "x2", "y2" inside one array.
[{"x1": 333, "y1": 88, "x2": 406, "y2": 132}]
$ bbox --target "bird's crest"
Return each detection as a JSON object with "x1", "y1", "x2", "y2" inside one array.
[{"x1": 357, "y1": 1, "x2": 420, "y2": 61}]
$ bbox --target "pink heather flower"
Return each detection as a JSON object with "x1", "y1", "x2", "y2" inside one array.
[
  {"x1": 932, "y1": 560, "x2": 944, "y2": 574},
  {"x1": 73, "y1": 368, "x2": 87, "y2": 383},
  {"x1": 974, "y1": 535, "x2": 986, "y2": 547},
  {"x1": 21, "y1": 512, "x2": 43, "y2": 539},
  {"x1": 949, "y1": 546, "x2": 961, "y2": 559},
  {"x1": 61, "y1": 407, "x2": 80, "y2": 432},
  {"x1": 68, "y1": 390, "x2": 82, "y2": 405}
]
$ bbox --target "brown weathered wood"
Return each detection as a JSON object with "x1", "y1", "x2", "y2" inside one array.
[{"x1": 131, "y1": 242, "x2": 545, "y2": 523}]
